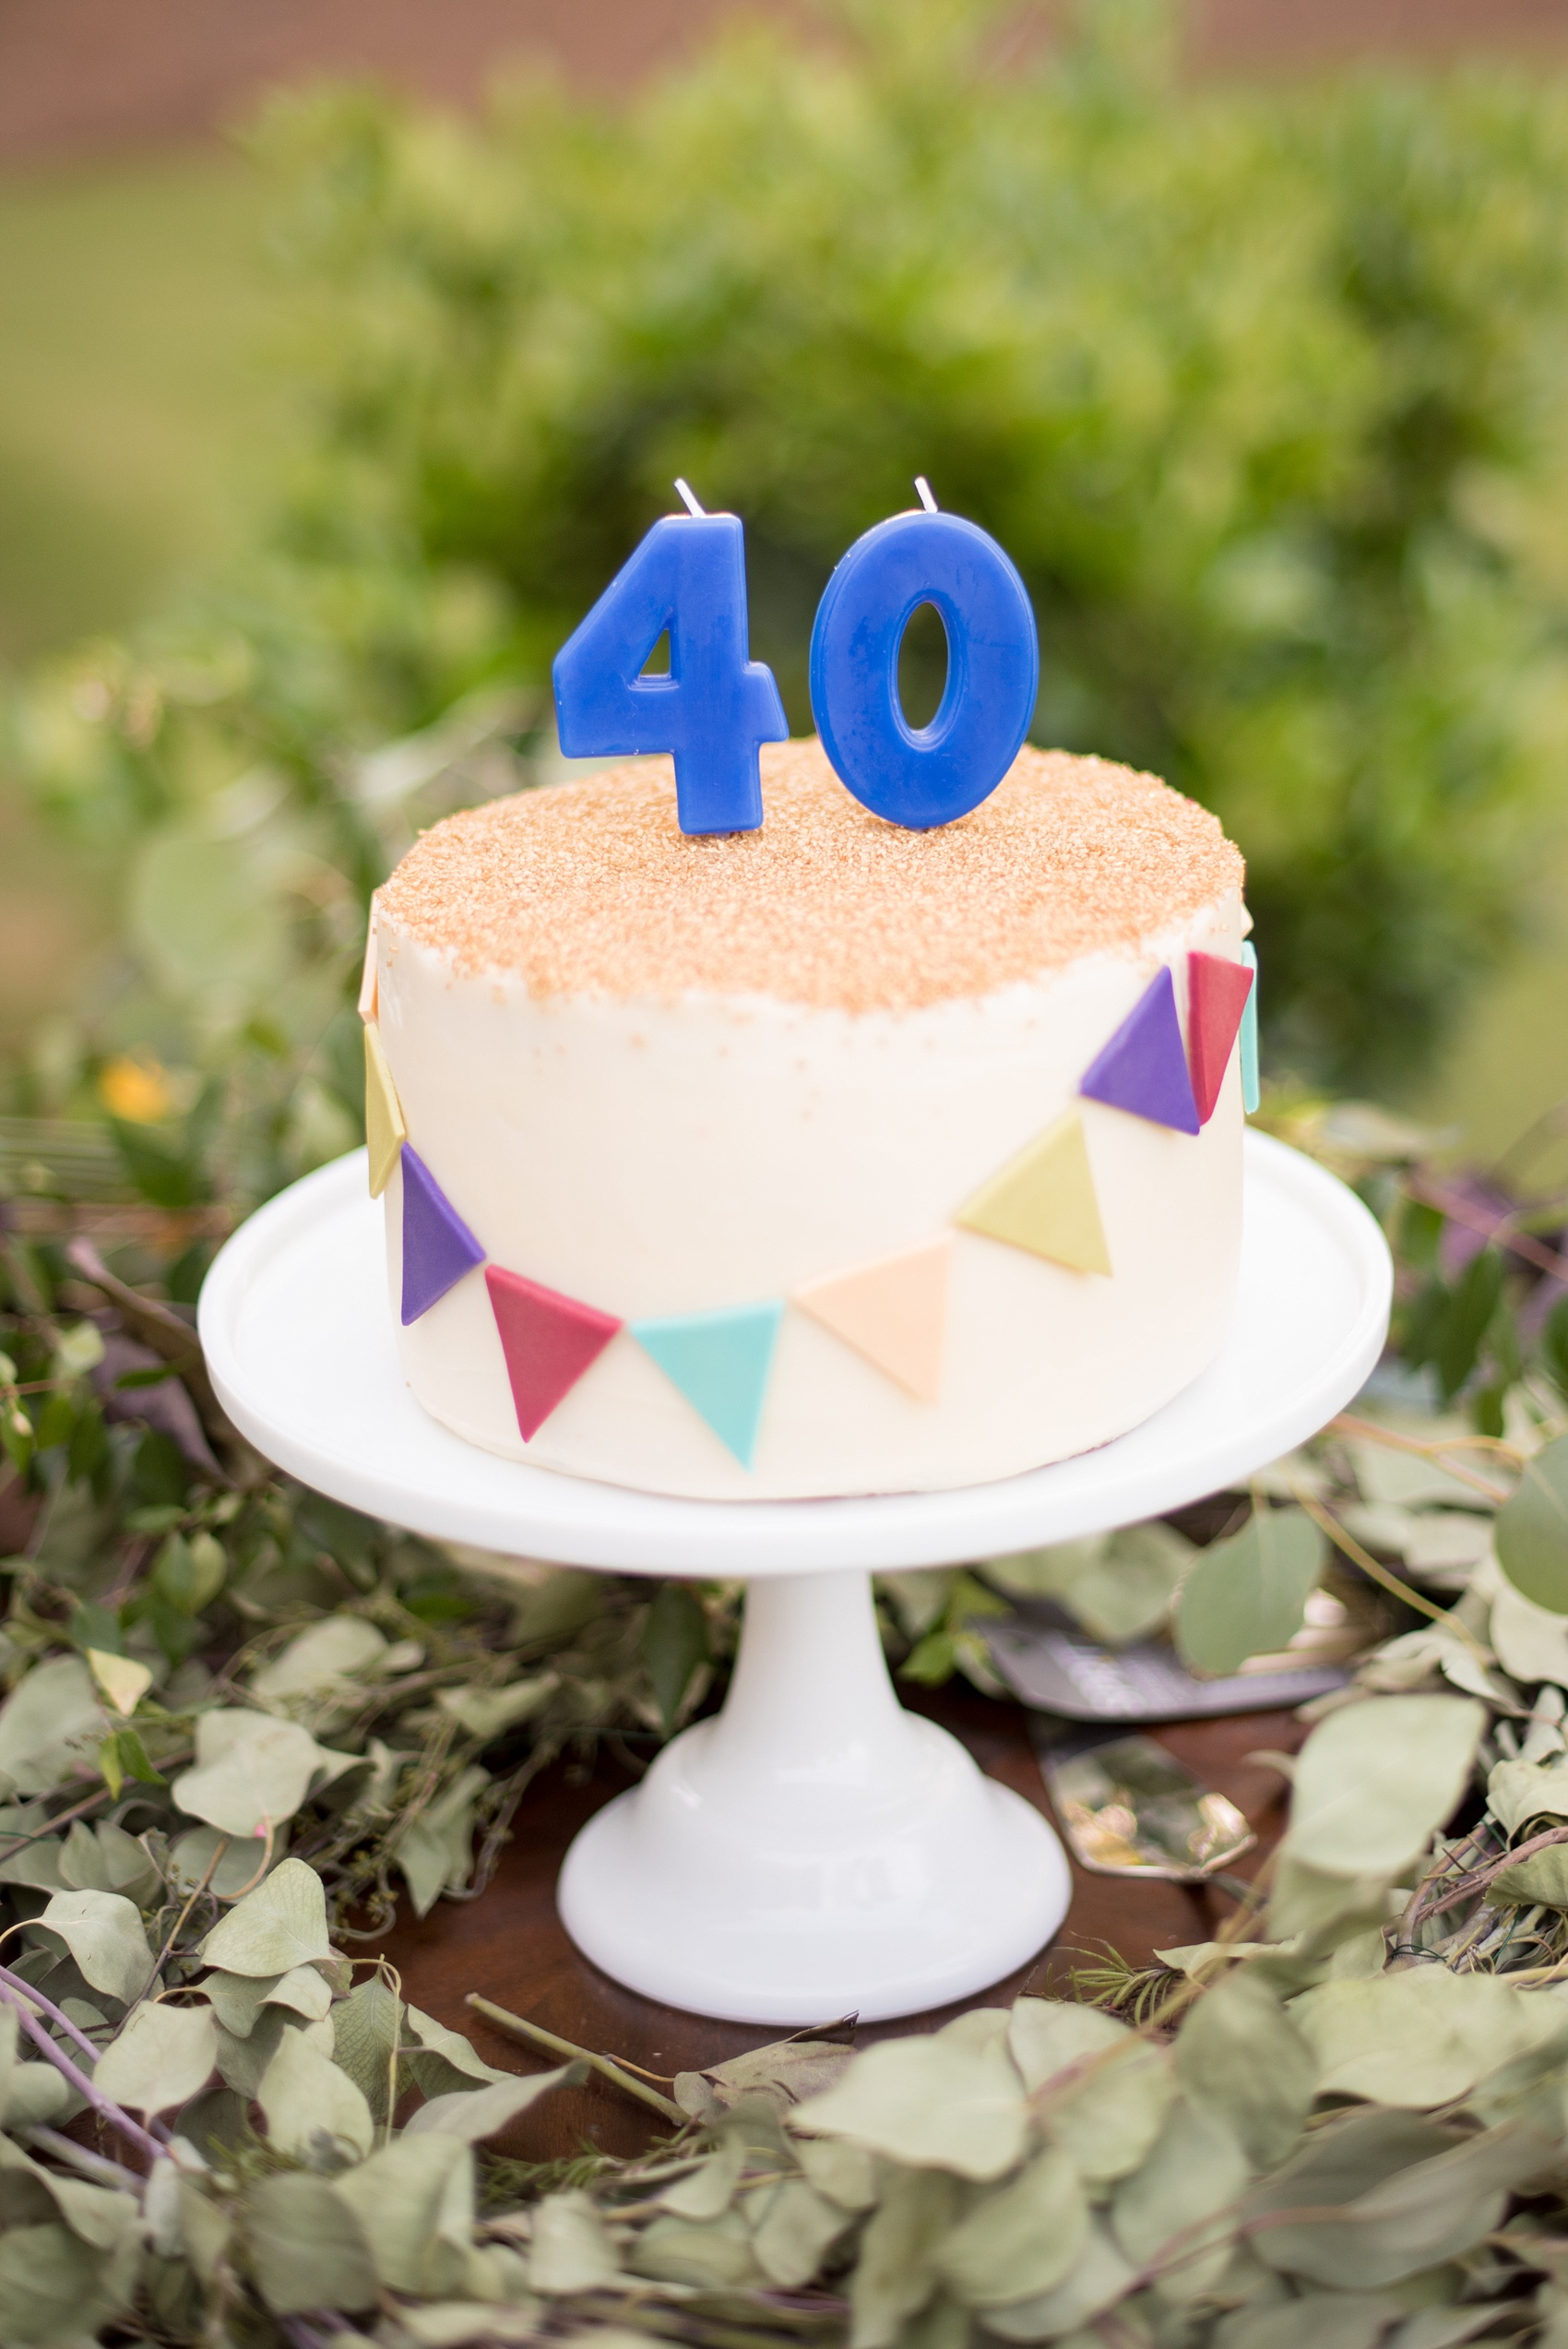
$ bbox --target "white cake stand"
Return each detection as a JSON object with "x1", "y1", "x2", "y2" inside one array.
[{"x1": 199, "y1": 1128, "x2": 1390, "y2": 2024}]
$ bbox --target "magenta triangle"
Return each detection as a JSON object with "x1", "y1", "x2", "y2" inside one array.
[
  {"x1": 1078, "y1": 967, "x2": 1199, "y2": 1135},
  {"x1": 486, "y1": 1266, "x2": 622, "y2": 1440},
  {"x1": 400, "y1": 1146, "x2": 485, "y2": 1323}
]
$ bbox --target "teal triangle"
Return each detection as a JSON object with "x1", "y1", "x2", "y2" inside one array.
[{"x1": 631, "y1": 1301, "x2": 784, "y2": 1469}]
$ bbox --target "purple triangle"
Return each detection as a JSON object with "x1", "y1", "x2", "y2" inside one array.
[
  {"x1": 400, "y1": 1146, "x2": 485, "y2": 1323},
  {"x1": 1078, "y1": 967, "x2": 1199, "y2": 1135}
]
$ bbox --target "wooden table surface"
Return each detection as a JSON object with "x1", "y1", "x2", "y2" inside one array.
[{"x1": 379, "y1": 1685, "x2": 1306, "y2": 2163}]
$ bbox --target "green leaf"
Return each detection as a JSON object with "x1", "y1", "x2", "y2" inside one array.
[
  {"x1": 246, "y1": 2170, "x2": 378, "y2": 2317},
  {"x1": 333, "y1": 2134, "x2": 474, "y2": 2295},
  {"x1": 0, "y1": 2223, "x2": 113, "y2": 2343},
  {"x1": 980, "y1": 2214, "x2": 1135, "y2": 2343},
  {"x1": 257, "y1": 2023, "x2": 374, "y2": 2162},
  {"x1": 1068, "y1": 1522, "x2": 1194, "y2": 1645},
  {"x1": 529, "y1": 2188, "x2": 622, "y2": 2294},
  {"x1": 330, "y1": 1973, "x2": 407, "y2": 2123},
  {"x1": 1496, "y1": 1431, "x2": 1568, "y2": 1613},
  {"x1": 405, "y1": 2064, "x2": 576, "y2": 2142},
  {"x1": 1009, "y1": 1999, "x2": 1175, "y2": 2185},
  {"x1": 1174, "y1": 1507, "x2": 1324, "y2": 1675},
  {"x1": 1247, "y1": 2117, "x2": 1543, "y2": 2289},
  {"x1": 150, "y1": 1529, "x2": 226, "y2": 1616},
  {"x1": 38, "y1": 1889, "x2": 154, "y2": 2005},
  {"x1": 792, "y1": 2033, "x2": 1028, "y2": 2182},
  {"x1": 93, "y1": 2000, "x2": 218, "y2": 2116},
  {"x1": 641, "y1": 1582, "x2": 710, "y2": 1733},
  {"x1": 849, "y1": 2166, "x2": 956, "y2": 2349},
  {"x1": 1492, "y1": 1843, "x2": 1568, "y2": 1907},
  {"x1": 1111, "y1": 2097, "x2": 1250, "y2": 2305},
  {"x1": 199, "y1": 1856, "x2": 332, "y2": 1976},
  {"x1": 172, "y1": 1709, "x2": 358, "y2": 1838},
  {"x1": 1290, "y1": 1969, "x2": 1565, "y2": 2107},
  {"x1": 250, "y1": 1615, "x2": 388, "y2": 1701},
  {"x1": 0, "y1": 1655, "x2": 103, "y2": 1797},
  {"x1": 747, "y1": 2176, "x2": 850, "y2": 2288},
  {"x1": 1175, "y1": 1969, "x2": 1315, "y2": 2168},
  {"x1": 1278, "y1": 1694, "x2": 1484, "y2": 1882},
  {"x1": 394, "y1": 1765, "x2": 490, "y2": 1918},
  {"x1": 933, "y1": 2146, "x2": 1087, "y2": 2308}
]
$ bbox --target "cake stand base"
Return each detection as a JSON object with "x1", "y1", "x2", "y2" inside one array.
[
  {"x1": 200, "y1": 1130, "x2": 1392, "y2": 2024},
  {"x1": 559, "y1": 1570, "x2": 1067, "y2": 2024}
]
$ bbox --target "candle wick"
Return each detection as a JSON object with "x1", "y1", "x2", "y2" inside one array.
[
  {"x1": 914, "y1": 476, "x2": 938, "y2": 513},
  {"x1": 673, "y1": 478, "x2": 707, "y2": 517}
]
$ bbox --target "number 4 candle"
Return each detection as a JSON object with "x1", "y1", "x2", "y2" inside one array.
[{"x1": 552, "y1": 480, "x2": 788, "y2": 837}]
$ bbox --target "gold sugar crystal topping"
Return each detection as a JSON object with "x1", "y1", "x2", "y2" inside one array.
[{"x1": 377, "y1": 737, "x2": 1242, "y2": 1012}]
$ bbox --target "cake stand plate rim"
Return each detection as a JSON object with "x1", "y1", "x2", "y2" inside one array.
[{"x1": 197, "y1": 1128, "x2": 1392, "y2": 1574}]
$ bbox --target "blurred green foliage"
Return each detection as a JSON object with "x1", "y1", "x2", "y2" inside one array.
[{"x1": 10, "y1": 0, "x2": 1568, "y2": 1212}]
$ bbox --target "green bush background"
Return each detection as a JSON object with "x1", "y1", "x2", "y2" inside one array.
[{"x1": 10, "y1": 0, "x2": 1568, "y2": 1210}]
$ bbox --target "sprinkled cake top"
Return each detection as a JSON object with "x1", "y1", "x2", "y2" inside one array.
[{"x1": 378, "y1": 737, "x2": 1243, "y2": 1014}]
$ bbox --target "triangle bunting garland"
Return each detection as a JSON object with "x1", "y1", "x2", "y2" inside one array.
[
  {"x1": 1078, "y1": 967, "x2": 1199, "y2": 1135},
  {"x1": 486, "y1": 1267, "x2": 622, "y2": 1440},
  {"x1": 400, "y1": 1148, "x2": 486, "y2": 1325},
  {"x1": 794, "y1": 1236, "x2": 950, "y2": 1401},
  {"x1": 632, "y1": 1301, "x2": 784, "y2": 1468},
  {"x1": 364, "y1": 1023, "x2": 407, "y2": 1199},
  {"x1": 956, "y1": 1107, "x2": 1111, "y2": 1276},
  {"x1": 1186, "y1": 951, "x2": 1254, "y2": 1126},
  {"x1": 1240, "y1": 940, "x2": 1260, "y2": 1114}
]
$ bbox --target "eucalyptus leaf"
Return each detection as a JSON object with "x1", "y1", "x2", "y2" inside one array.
[
  {"x1": 37, "y1": 1889, "x2": 153, "y2": 2005},
  {"x1": 678, "y1": 2034, "x2": 853, "y2": 2120},
  {"x1": 0, "y1": 1657, "x2": 102, "y2": 1797},
  {"x1": 431, "y1": 1675, "x2": 558, "y2": 1742},
  {"x1": 1492, "y1": 1843, "x2": 1568, "y2": 1906},
  {"x1": 792, "y1": 2031, "x2": 1028, "y2": 2181},
  {"x1": 172, "y1": 1710, "x2": 358, "y2": 1839},
  {"x1": 1068, "y1": 1523, "x2": 1194, "y2": 1646},
  {"x1": 849, "y1": 2166, "x2": 956, "y2": 2349},
  {"x1": 199, "y1": 1856, "x2": 332, "y2": 1976},
  {"x1": 1247, "y1": 2118, "x2": 1543, "y2": 2287},
  {"x1": 93, "y1": 2000, "x2": 218, "y2": 2116},
  {"x1": 746, "y1": 2176, "x2": 851, "y2": 2288},
  {"x1": 247, "y1": 2169, "x2": 378, "y2": 2317},
  {"x1": 1496, "y1": 1432, "x2": 1568, "y2": 1613},
  {"x1": 791, "y1": 2131, "x2": 879, "y2": 2210},
  {"x1": 257, "y1": 2023, "x2": 374, "y2": 2162},
  {"x1": 1176, "y1": 1970, "x2": 1315, "y2": 2168},
  {"x1": 1279, "y1": 1695, "x2": 1484, "y2": 1881},
  {"x1": 529, "y1": 2188, "x2": 622, "y2": 2293},
  {"x1": 633, "y1": 2208, "x2": 764, "y2": 2289},
  {"x1": 1290, "y1": 1969, "x2": 1565, "y2": 2106},
  {"x1": 1112, "y1": 2098, "x2": 1249, "y2": 2305},
  {"x1": 934, "y1": 2145, "x2": 1087, "y2": 2308},
  {"x1": 980, "y1": 2214, "x2": 1136, "y2": 2342},
  {"x1": 333, "y1": 2132, "x2": 474, "y2": 2295},
  {"x1": 1010, "y1": 1999, "x2": 1176, "y2": 2184},
  {"x1": 641, "y1": 1583, "x2": 711, "y2": 1733},
  {"x1": 406, "y1": 2063, "x2": 576, "y2": 2142},
  {"x1": 250, "y1": 1616, "x2": 389, "y2": 1702},
  {"x1": 1488, "y1": 1755, "x2": 1568, "y2": 1837},
  {"x1": 1215, "y1": 2295, "x2": 1401, "y2": 2349},
  {"x1": 1175, "y1": 1508, "x2": 1324, "y2": 1676}
]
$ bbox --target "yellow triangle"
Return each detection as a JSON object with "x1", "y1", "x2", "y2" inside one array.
[
  {"x1": 364, "y1": 1022, "x2": 407, "y2": 1198},
  {"x1": 793, "y1": 1235, "x2": 950, "y2": 1402},
  {"x1": 956, "y1": 1105, "x2": 1111, "y2": 1275}
]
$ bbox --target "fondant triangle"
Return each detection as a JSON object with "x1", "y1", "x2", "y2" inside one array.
[
  {"x1": 632, "y1": 1301, "x2": 784, "y2": 1469},
  {"x1": 400, "y1": 1147, "x2": 485, "y2": 1324},
  {"x1": 794, "y1": 1236, "x2": 950, "y2": 1401},
  {"x1": 486, "y1": 1266, "x2": 621, "y2": 1440},
  {"x1": 1241, "y1": 940, "x2": 1260, "y2": 1114},
  {"x1": 364, "y1": 1022, "x2": 407, "y2": 1198},
  {"x1": 1078, "y1": 967, "x2": 1199, "y2": 1135},
  {"x1": 1186, "y1": 951, "x2": 1254, "y2": 1126},
  {"x1": 956, "y1": 1107, "x2": 1111, "y2": 1276}
]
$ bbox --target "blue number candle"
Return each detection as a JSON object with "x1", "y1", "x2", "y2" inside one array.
[
  {"x1": 552, "y1": 484, "x2": 788, "y2": 836},
  {"x1": 809, "y1": 488, "x2": 1039, "y2": 830}
]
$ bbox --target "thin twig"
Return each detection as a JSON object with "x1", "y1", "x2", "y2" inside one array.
[
  {"x1": 1294, "y1": 1486, "x2": 1493, "y2": 1663},
  {"x1": 1329, "y1": 1413, "x2": 1515, "y2": 1501},
  {"x1": 0, "y1": 1977, "x2": 164, "y2": 2164},
  {"x1": 465, "y1": 1994, "x2": 686, "y2": 2125},
  {"x1": 126, "y1": 1833, "x2": 229, "y2": 2021},
  {"x1": 22, "y1": 2125, "x2": 142, "y2": 2192}
]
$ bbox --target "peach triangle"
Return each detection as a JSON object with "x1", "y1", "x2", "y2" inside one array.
[
  {"x1": 956, "y1": 1105, "x2": 1111, "y2": 1275},
  {"x1": 364, "y1": 1022, "x2": 407, "y2": 1198},
  {"x1": 793, "y1": 1236, "x2": 950, "y2": 1402}
]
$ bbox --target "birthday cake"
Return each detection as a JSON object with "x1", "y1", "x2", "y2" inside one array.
[{"x1": 360, "y1": 735, "x2": 1254, "y2": 1500}]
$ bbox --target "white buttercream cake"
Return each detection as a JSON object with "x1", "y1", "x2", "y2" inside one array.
[{"x1": 365, "y1": 737, "x2": 1250, "y2": 1500}]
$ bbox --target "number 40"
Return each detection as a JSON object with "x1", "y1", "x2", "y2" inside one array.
[{"x1": 552, "y1": 485, "x2": 1039, "y2": 837}]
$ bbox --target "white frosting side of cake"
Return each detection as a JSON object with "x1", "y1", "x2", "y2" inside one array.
[{"x1": 374, "y1": 885, "x2": 1247, "y2": 1499}]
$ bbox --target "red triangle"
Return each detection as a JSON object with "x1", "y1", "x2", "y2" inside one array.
[
  {"x1": 485, "y1": 1266, "x2": 622, "y2": 1441},
  {"x1": 1187, "y1": 952, "x2": 1255, "y2": 1126}
]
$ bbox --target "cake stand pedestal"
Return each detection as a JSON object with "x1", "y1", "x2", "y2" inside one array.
[{"x1": 199, "y1": 1128, "x2": 1391, "y2": 2024}]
